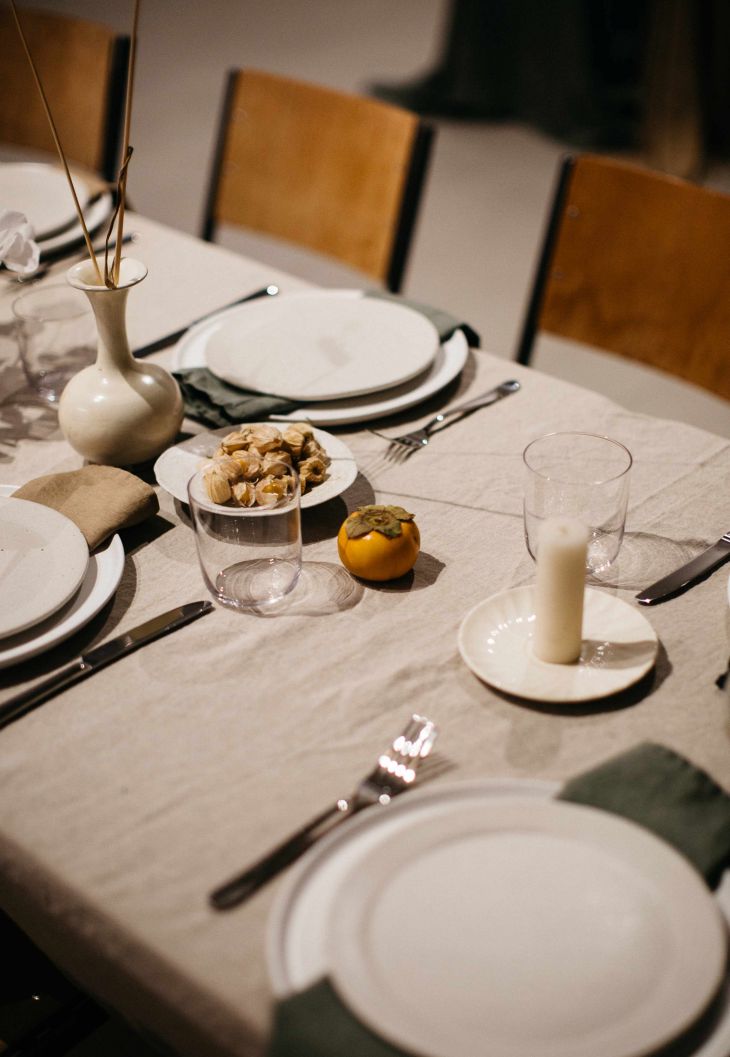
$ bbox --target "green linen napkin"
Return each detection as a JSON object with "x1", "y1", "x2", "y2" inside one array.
[
  {"x1": 173, "y1": 295, "x2": 480, "y2": 430},
  {"x1": 267, "y1": 742, "x2": 730, "y2": 1057}
]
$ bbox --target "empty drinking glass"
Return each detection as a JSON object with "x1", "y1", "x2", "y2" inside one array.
[
  {"x1": 187, "y1": 464, "x2": 302, "y2": 611},
  {"x1": 523, "y1": 432, "x2": 632, "y2": 574},
  {"x1": 12, "y1": 284, "x2": 95, "y2": 403}
]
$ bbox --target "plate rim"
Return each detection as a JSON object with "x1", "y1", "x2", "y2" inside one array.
[
  {"x1": 37, "y1": 192, "x2": 113, "y2": 258},
  {"x1": 457, "y1": 585, "x2": 658, "y2": 702},
  {"x1": 326, "y1": 795, "x2": 726, "y2": 1057},
  {"x1": 202, "y1": 290, "x2": 441, "y2": 402},
  {"x1": 153, "y1": 423, "x2": 357, "y2": 509},
  {"x1": 0, "y1": 485, "x2": 124, "y2": 668}
]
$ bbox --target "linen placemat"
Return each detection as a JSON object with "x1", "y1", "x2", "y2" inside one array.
[
  {"x1": 13, "y1": 465, "x2": 158, "y2": 550},
  {"x1": 173, "y1": 297, "x2": 481, "y2": 429},
  {"x1": 267, "y1": 741, "x2": 730, "y2": 1057}
]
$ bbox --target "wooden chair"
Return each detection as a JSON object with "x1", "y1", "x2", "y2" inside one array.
[
  {"x1": 515, "y1": 153, "x2": 730, "y2": 402},
  {"x1": 201, "y1": 69, "x2": 434, "y2": 293},
  {"x1": 0, "y1": 7, "x2": 129, "y2": 182}
]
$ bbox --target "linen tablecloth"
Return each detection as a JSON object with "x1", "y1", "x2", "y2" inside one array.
[{"x1": 0, "y1": 215, "x2": 728, "y2": 1057}]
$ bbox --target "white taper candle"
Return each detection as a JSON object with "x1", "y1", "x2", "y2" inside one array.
[{"x1": 533, "y1": 517, "x2": 589, "y2": 664}]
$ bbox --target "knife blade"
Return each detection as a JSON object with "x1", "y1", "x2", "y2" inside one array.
[
  {"x1": 636, "y1": 532, "x2": 730, "y2": 605},
  {"x1": 132, "y1": 284, "x2": 279, "y2": 358},
  {"x1": 0, "y1": 600, "x2": 213, "y2": 731}
]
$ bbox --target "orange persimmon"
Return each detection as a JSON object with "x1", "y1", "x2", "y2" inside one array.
[{"x1": 337, "y1": 505, "x2": 420, "y2": 581}]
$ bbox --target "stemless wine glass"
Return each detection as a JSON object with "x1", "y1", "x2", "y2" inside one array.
[
  {"x1": 187, "y1": 464, "x2": 302, "y2": 611},
  {"x1": 12, "y1": 283, "x2": 95, "y2": 403},
  {"x1": 523, "y1": 432, "x2": 632, "y2": 574}
]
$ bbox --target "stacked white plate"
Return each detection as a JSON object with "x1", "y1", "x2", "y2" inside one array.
[
  {"x1": 0, "y1": 487, "x2": 124, "y2": 669},
  {"x1": 172, "y1": 288, "x2": 471, "y2": 427},
  {"x1": 268, "y1": 778, "x2": 730, "y2": 1057},
  {"x1": 0, "y1": 162, "x2": 113, "y2": 260}
]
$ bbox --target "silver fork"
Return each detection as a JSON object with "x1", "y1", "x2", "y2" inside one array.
[
  {"x1": 372, "y1": 379, "x2": 521, "y2": 462},
  {"x1": 209, "y1": 713, "x2": 437, "y2": 909}
]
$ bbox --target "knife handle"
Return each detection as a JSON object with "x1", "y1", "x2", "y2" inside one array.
[{"x1": 0, "y1": 660, "x2": 88, "y2": 730}]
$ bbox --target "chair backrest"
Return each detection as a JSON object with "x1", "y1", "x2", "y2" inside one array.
[
  {"x1": 0, "y1": 7, "x2": 129, "y2": 182},
  {"x1": 202, "y1": 69, "x2": 434, "y2": 293},
  {"x1": 515, "y1": 153, "x2": 730, "y2": 401}
]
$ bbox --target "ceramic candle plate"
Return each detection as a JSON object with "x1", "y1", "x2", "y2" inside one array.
[
  {"x1": 0, "y1": 163, "x2": 90, "y2": 240},
  {"x1": 203, "y1": 290, "x2": 440, "y2": 401},
  {"x1": 0, "y1": 497, "x2": 89, "y2": 638},
  {"x1": 458, "y1": 586, "x2": 658, "y2": 702},
  {"x1": 153, "y1": 424, "x2": 357, "y2": 509}
]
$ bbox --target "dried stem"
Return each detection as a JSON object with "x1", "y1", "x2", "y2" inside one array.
[
  {"x1": 112, "y1": 0, "x2": 141, "y2": 286},
  {"x1": 10, "y1": 0, "x2": 103, "y2": 285}
]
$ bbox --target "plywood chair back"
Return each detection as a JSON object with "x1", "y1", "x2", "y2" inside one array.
[
  {"x1": 202, "y1": 69, "x2": 434, "y2": 293},
  {"x1": 0, "y1": 7, "x2": 129, "y2": 182},
  {"x1": 516, "y1": 153, "x2": 730, "y2": 401}
]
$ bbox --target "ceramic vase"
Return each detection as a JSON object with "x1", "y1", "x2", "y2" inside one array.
[{"x1": 59, "y1": 257, "x2": 183, "y2": 466}]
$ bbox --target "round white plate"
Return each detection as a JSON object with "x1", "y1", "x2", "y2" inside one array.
[
  {"x1": 173, "y1": 293, "x2": 469, "y2": 428},
  {"x1": 0, "y1": 487, "x2": 124, "y2": 667},
  {"x1": 37, "y1": 192, "x2": 113, "y2": 259},
  {"x1": 458, "y1": 586, "x2": 658, "y2": 702},
  {"x1": 268, "y1": 778, "x2": 730, "y2": 1057},
  {"x1": 153, "y1": 424, "x2": 357, "y2": 509},
  {"x1": 0, "y1": 163, "x2": 90, "y2": 240},
  {"x1": 325, "y1": 796, "x2": 725, "y2": 1057},
  {"x1": 0, "y1": 496, "x2": 89, "y2": 637},
  {"x1": 202, "y1": 290, "x2": 440, "y2": 401}
]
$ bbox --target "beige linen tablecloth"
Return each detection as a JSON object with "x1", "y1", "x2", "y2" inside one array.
[{"x1": 0, "y1": 217, "x2": 728, "y2": 1057}]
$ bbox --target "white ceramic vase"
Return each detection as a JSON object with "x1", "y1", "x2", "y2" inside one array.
[{"x1": 59, "y1": 257, "x2": 183, "y2": 466}]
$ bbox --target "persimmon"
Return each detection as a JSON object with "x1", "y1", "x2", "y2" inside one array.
[{"x1": 337, "y1": 505, "x2": 420, "y2": 581}]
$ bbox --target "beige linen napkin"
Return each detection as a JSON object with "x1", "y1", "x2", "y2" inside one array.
[{"x1": 13, "y1": 465, "x2": 158, "y2": 550}]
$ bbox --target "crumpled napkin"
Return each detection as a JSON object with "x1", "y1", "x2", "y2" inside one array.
[
  {"x1": 173, "y1": 294, "x2": 481, "y2": 430},
  {"x1": 267, "y1": 742, "x2": 730, "y2": 1057},
  {"x1": 13, "y1": 465, "x2": 159, "y2": 550},
  {"x1": 0, "y1": 210, "x2": 40, "y2": 275}
]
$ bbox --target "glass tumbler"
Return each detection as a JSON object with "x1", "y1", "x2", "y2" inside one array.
[
  {"x1": 187, "y1": 465, "x2": 302, "y2": 611},
  {"x1": 12, "y1": 283, "x2": 95, "y2": 403},
  {"x1": 523, "y1": 432, "x2": 632, "y2": 574}
]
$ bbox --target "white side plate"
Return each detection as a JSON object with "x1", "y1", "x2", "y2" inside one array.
[
  {"x1": 458, "y1": 586, "x2": 658, "y2": 702},
  {"x1": 154, "y1": 424, "x2": 357, "y2": 509}
]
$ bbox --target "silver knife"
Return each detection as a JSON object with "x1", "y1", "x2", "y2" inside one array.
[
  {"x1": 0, "y1": 601, "x2": 213, "y2": 730},
  {"x1": 636, "y1": 532, "x2": 730, "y2": 605}
]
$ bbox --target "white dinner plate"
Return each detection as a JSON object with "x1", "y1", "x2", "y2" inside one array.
[
  {"x1": 0, "y1": 162, "x2": 90, "y2": 240},
  {"x1": 153, "y1": 424, "x2": 357, "y2": 509},
  {"x1": 268, "y1": 778, "x2": 730, "y2": 1057},
  {"x1": 325, "y1": 796, "x2": 725, "y2": 1057},
  {"x1": 0, "y1": 496, "x2": 89, "y2": 637},
  {"x1": 0, "y1": 487, "x2": 124, "y2": 668},
  {"x1": 201, "y1": 290, "x2": 441, "y2": 401},
  {"x1": 173, "y1": 291, "x2": 470, "y2": 427},
  {"x1": 458, "y1": 586, "x2": 658, "y2": 702},
  {"x1": 37, "y1": 192, "x2": 113, "y2": 259}
]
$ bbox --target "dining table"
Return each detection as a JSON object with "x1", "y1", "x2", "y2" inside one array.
[{"x1": 0, "y1": 212, "x2": 729, "y2": 1057}]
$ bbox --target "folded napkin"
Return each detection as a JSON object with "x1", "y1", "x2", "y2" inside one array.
[
  {"x1": 267, "y1": 742, "x2": 730, "y2": 1057},
  {"x1": 173, "y1": 295, "x2": 481, "y2": 430},
  {"x1": 12, "y1": 465, "x2": 158, "y2": 550}
]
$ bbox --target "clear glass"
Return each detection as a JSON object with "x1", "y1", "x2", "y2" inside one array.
[
  {"x1": 187, "y1": 465, "x2": 302, "y2": 611},
  {"x1": 523, "y1": 432, "x2": 632, "y2": 574},
  {"x1": 12, "y1": 284, "x2": 95, "y2": 403}
]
